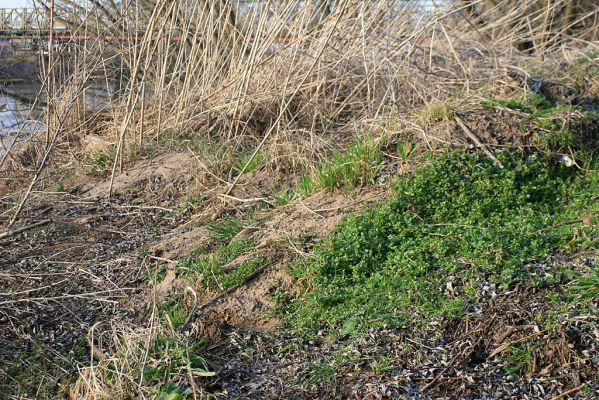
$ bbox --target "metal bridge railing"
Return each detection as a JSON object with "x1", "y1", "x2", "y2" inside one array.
[{"x1": 0, "y1": 8, "x2": 49, "y2": 32}]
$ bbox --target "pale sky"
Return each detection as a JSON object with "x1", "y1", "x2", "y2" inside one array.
[{"x1": 2, "y1": 0, "x2": 31, "y2": 7}]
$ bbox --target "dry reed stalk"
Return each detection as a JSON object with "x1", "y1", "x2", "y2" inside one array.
[{"x1": 46, "y1": 0, "x2": 55, "y2": 146}]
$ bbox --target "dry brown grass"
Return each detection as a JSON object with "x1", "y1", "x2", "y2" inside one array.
[{"x1": 4, "y1": 1, "x2": 598, "y2": 203}]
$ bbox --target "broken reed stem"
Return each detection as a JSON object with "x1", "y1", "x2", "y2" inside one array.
[
  {"x1": 0, "y1": 219, "x2": 50, "y2": 240},
  {"x1": 108, "y1": 0, "x2": 166, "y2": 198},
  {"x1": 224, "y1": 2, "x2": 353, "y2": 195},
  {"x1": 46, "y1": 0, "x2": 55, "y2": 147},
  {"x1": 455, "y1": 116, "x2": 504, "y2": 169},
  {"x1": 139, "y1": 82, "x2": 146, "y2": 149}
]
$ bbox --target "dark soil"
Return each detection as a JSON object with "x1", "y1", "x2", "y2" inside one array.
[{"x1": 199, "y1": 256, "x2": 598, "y2": 399}]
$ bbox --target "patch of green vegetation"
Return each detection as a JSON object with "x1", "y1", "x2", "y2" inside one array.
[
  {"x1": 369, "y1": 355, "x2": 396, "y2": 373},
  {"x1": 396, "y1": 141, "x2": 415, "y2": 162},
  {"x1": 482, "y1": 93, "x2": 553, "y2": 113},
  {"x1": 297, "y1": 174, "x2": 316, "y2": 196},
  {"x1": 503, "y1": 345, "x2": 534, "y2": 377},
  {"x1": 273, "y1": 189, "x2": 295, "y2": 206},
  {"x1": 84, "y1": 152, "x2": 110, "y2": 171},
  {"x1": 207, "y1": 215, "x2": 246, "y2": 242},
  {"x1": 216, "y1": 237, "x2": 253, "y2": 261},
  {"x1": 182, "y1": 255, "x2": 268, "y2": 292},
  {"x1": 104, "y1": 334, "x2": 211, "y2": 399},
  {"x1": 417, "y1": 101, "x2": 457, "y2": 127},
  {"x1": 233, "y1": 152, "x2": 266, "y2": 176},
  {"x1": 71, "y1": 336, "x2": 88, "y2": 358},
  {"x1": 160, "y1": 297, "x2": 188, "y2": 329},
  {"x1": 178, "y1": 238, "x2": 267, "y2": 292},
  {"x1": 571, "y1": 267, "x2": 599, "y2": 300},
  {"x1": 186, "y1": 135, "x2": 236, "y2": 175},
  {"x1": 533, "y1": 296, "x2": 589, "y2": 333},
  {"x1": 220, "y1": 257, "x2": 268, "y2": 289},
  {"x1": 303, "y1": 361, "x2": 337, "y2": 393},
  {"x1": 1, "y1": 339, "x2": 83, "y2": 398},
  {"x1": 287, "y1": 151, "x2": 597, "y2": 335},
  {"x1": 299, "y1": 137, "x2": 382, "y2": 195},
  {"x1": 155, "y1": 382, "x2": 187, "y2": 400},
  {"x1": 55, "y1": 170, "x2": 75, "y2": 192},
  {"x1": 172, "y1": 195, "x2": 205, "y2": 218},
  {"x1": 144, "y1": 262, "x2": 168, "y2": 284}
]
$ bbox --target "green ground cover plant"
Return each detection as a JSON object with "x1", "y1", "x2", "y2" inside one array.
[
  {"x1": 233, "y1": 152, "x2": 267, "y2": 176},
  {"x1": 571, "y1": 266, "x2": 599, "y2": 300},
  {"x1": 288, "y1": 150, "x2": 597, "y2": 335},
  {"x1": 481, "y1": 92, "x2": 554, "y2": 113},
  {"x1": 2, "y1": 341, "x2": 80, "y2": 398},
  {"x1": 417, "y1": 101, "x2": 457, "y2": 126},
  {"x1": 273, "y1": 189, "x2": 296, "y2": 206},
  {"x1": 503, "y1": 344, "x2": 535, "y2": 377}
]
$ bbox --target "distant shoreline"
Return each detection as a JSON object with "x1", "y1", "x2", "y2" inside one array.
[{"x1": 0, "y1": 55, "x2": 40, "y2": 81}]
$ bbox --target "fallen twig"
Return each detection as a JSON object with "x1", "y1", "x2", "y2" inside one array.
[
  {"x1": 455, "y1": 116, "x2": 504, "y2": 169},
  {"x1": 0, "y1": 219, "x2": 50, "y2": 240},
  {"x1": 218, "y1": 193, "x2": 274, "y2": 206},
  {"x1": 148, "y1": 255, "x2": 178, "y2": 264},
  {"x1": 548, "y1": 384, "x2": 585, "y2": 400},
  {"x1": 489, "y1": 331, "x2": 542, "y2": 358},
  {"x1": 111, "y1": 204, "x2": 175, "y2": 213}
]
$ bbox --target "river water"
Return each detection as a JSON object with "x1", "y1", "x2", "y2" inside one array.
[
  {"x1": 0, "y1": 82, "x2": 115, "y2": 155},
  {"x1": 0, "y1": 89, "x2": 41, "y2": 134},
  {"x1": 0, "y1": 84, "x2": 44, "y2": 154}
]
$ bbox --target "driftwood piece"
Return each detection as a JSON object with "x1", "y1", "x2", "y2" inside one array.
[{"x1": 0, "y1": 219, "x2": 50, "y2": 240}]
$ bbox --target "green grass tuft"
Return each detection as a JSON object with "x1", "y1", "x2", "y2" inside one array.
[
  {"x1": 299, "y1": 137, "x2": 382, "y2": 194},
  {"x1": 503, "y1": 345, "x2": 534, "y2": 377},
  {"x1": 95, "y1": 334, "x2": 211, "y2": 398},
  {"x1": 422, "y1": 102, "x2": 456, "y2": 125},
  {"x1": 298, "y1": 174, "x2": 316, "y2": 196},
  {"x1": 303, "y1": 362, "x2": 337, "y2": 392},
  {"x1": 481, "y1": 93, "x2": 553, "y2": 113},
  {"x1": 273, "y1": 189, "x2": 295, "y2": 206},
  {"x1": 207, "y1": 215, "x2": 246, "y2": 242},
  {"x1": 233, "y1": 152, "x2": 266, "y2": 176},
  {"x1": 160, "y1": 297, "x2": 188, "y2": 329},
  {"x1": 571, "y1": 267, "x2": 599, "y2": 300},
  {"x1": 178, "y1": 238, "x2": 267, "y2": 292}
]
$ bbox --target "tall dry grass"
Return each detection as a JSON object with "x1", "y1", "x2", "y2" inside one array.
[{"x1": 5, "y1": 0, "x2": 596, "y2": 211}]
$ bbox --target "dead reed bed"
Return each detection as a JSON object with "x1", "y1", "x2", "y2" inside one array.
[{"x1": 3, "y1": 1, "x2": 598, "y2": 207}]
